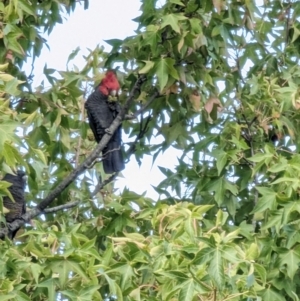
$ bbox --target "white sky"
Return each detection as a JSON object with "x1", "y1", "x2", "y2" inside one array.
[{"x1": 25, "y1": 0, "x2": 182, "y2": 200}]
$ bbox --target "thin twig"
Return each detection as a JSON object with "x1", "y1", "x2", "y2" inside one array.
[
  {"x1": 91, "y1": 173, "x2": 118, "y2": 198},
  {"x1": 133, "y1": 90, "x2": 160, "y2": 117},
  {"x1": 43, "y1": 201, "x2": 80, "y2": 214},
  {"x1": 241, "y1": 114, "x2": 259, "y2": 229},
  {"x1": 125, "y1": 113, "x2": 152, "y2": 162}
]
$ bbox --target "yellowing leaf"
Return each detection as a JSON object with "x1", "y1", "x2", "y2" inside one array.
[
  {"x1": 294, "y1": 99, "x2": 300, "y2": 110},
  {"x1": 32, "y1": 147, "x2": 48, "y2": 165},
  {"x1": 24, "y1": 111, "x2": 38, "y2": 126},
  {"x1": 3, "y1": 142, "x2": 23, "y2": 168},
  {"x1": 177, "y1": 37, "x2": 184, "y2": 52},
  {"x1": 0, "y1": 73, "x2": 15, "y2": 82},
  {"x1": 0, "y1": 63, "x2": 9, "y2": 71},
  {"x1": 204, "y1": 97, "x2": 223, "y2": 114},
  {"x1": 139, "y1": 60, "x2": 155, "y2": 74},
  {"x1": 212, "y1": 0, "x2": 223, "y2": 14},
  {"x1": 189, "y1": 90, "x2": 201, "y2": 111},
  {"x1": 163, "y1": 83, "x2": 179, "y2": 95}
]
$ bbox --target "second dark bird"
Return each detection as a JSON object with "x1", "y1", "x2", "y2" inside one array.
[
  {"x1": 85, "y1": 71, "x2": 125, "y2": 174},
  {"x1": 1, "y1": 170, "x2": 27, "y2": 239}
]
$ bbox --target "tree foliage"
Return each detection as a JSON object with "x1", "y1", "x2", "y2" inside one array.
[{"x1": 1, "y1": 0, "x2": 300, "y2": 300}]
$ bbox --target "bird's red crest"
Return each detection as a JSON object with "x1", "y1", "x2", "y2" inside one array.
[{"x1": 99, "y1": 71, "x2": 120, "y2": 95}]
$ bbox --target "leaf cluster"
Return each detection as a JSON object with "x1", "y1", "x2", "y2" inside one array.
[{"x1": 2, "y1": 0, "x2": 300, "y2": 300}]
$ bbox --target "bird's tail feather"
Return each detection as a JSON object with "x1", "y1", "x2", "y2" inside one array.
[{"x1": 103, "y1": 141, "x2": 125, "y2": 174}]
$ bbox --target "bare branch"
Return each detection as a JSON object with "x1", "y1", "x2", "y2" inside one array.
[
  {"x1": 91, "y1": 173, "x2": 118, "y2": 198},
  {"x1": 124, "y1": 114, "x2": 136, "y2": 120},
  {"x1": 43, "y1": 201, "x2": 80, "y2": 214},
  {"x1": 125, "y1": 113, "x2": 152, "y2": 162}
]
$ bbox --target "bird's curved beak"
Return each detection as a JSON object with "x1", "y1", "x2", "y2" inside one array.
[{"x1": 110, "y1": 90, "x2": 117, "y2": 97}]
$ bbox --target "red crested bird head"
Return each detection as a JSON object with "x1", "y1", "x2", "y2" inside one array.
[{"x1": 99, "y1": 71, "x2": 120, "y2": 96}]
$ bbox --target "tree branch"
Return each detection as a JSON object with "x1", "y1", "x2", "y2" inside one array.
[
  {"x1": 91, "y1": 173, "x2": 118, "y2": 198},
  {"x1": 133, "y1": 90, "x2": 160, "y2": 117},
  {"x1": 0, "y1": 75, "x2": 147, "y2": 239},
  {"x1": 125, "y1": 113, "x2": 152, "y2": 163},
  {"x1": 43, "y1": 201, "x2": 80, "y2": 214}
]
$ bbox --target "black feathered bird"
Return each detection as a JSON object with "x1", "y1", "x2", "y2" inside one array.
[
  {"x1": 85, "y1": 71, "x2": 125, "y2": 174},
  {"x1": 1, "y1": 170, "x2": 26, "y2": 239}
]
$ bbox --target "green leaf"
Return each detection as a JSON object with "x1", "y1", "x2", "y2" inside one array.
[
  {"x1": 170, "y1": 0, "x2": 185, "y2": 6},
  {"x1": 178, "y1": 279, "x2": 194, "y2": 301},
  {"x1": 279, "y1": 247, "x2": 300, "y2": 279},
  {"x1": 139, "y1": 60, "x2": 155, "y2": 74},
  {"x1": 31, "y1": 147, "x2": 48, "y2": 165},
  {"x1": 0, "y1": 295, "x2": 15, "y2": 301},
  {"x1": 5, "y1": 35, "x2": 25, "y2": 55},
  {"x1": 108, "y1": 263, "x2": 135, "y2": 290},
  {"x1": 37, "y1": 279, "x2": 56, "y2": 301},
  {"x1": 5, "y1": 78, "x2": 22, "y2": 96},
  {"x1": 0, "y1": 63, "x2": 9, "y2": 71},
  {"x1": 2, "y1": 142, "x2": 24, "y2": 168},
  {"x1": 50, "y1": 258, "x2": 89, "y2": 287},
  {"x1": 252, "y1": 187, "x2": 277, "y2": 213},
  {"x1": 30, "y1": 263, "x2": 42, "y2": 284},
  {"x1": 189, "y1": 18, "x2": 202, "y2": 34},
  {"x1": 77, "y1": 285, "x2": 101, "y2": 301},
  {"x1": 60, "y1": 71, "x2": 82, "y2": 87},
  {"x1": 60, "y1": 290, "x2": 77, "y2": 299},
  {"x1": 208, "y1": 247, "x2": 224, "y2": 289},
  {"x1": 161, "y1": 14, "x2": 187, "y2": 33},
  {"x1": 248, "y1": 152, "x2": 273, "y2": 163},
  {"x1": 0, "y1": 120, "x2": 18, "y2": 151},
  {"x1": 67, "y1": 46, "x2": 80, "y2": 65},
  {"x1": 155, "y1": 59, "x2": 169, "y2": 90},
  {"x1": 14, "y1": 291, "x2": 31, "y2": 301},
  {"x1": 28, "y1": 126, "x2": 50, "y2": 145},
  {"x1": 0, "y1": 73, "x2": 15, "y2": 81},
  {"x1": 254, "y1": 263, "x2": 267, "y2": 285},
  {"x1": 155, "y1": 58, "x2": 179, "y2": 90},
  {"x1": 206, "y1": 178, "x2": 225, "y2": 205},
  {"x1": 212, "y1": 150, "x2": 227, "y2": 175},
  {"x1": 18, "y1": 0, "x2": 36, "y2": 16},
  {"x1": 104, "y1": 38, "x2": 123, "y2": 47},
  {"x1": 262, "y1": 287, "x2": 286, "y2": 301},
  {"x1": 271, "y1": 177, "x2": 300, "y2": 186},
  {"x1": 245, "y1": 243, "x2": 259, "y2": 260},
  {"x1": 268, "y1": 158, "x2": 288, "y2": 173},
  {"x1": 261, "y1": 209, "x2": 283, "y2": 231}
]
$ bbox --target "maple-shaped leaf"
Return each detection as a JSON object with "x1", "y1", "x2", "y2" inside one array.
[
  {"x1": 0, "y1": 120, "x2": 19, "y2": 152},
  {"x1": 155, "y1": 58, "x2": 179, "y2": 91},
  {"x1": 161, "y1": 14, "x2": 187, "y2": 34}
]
